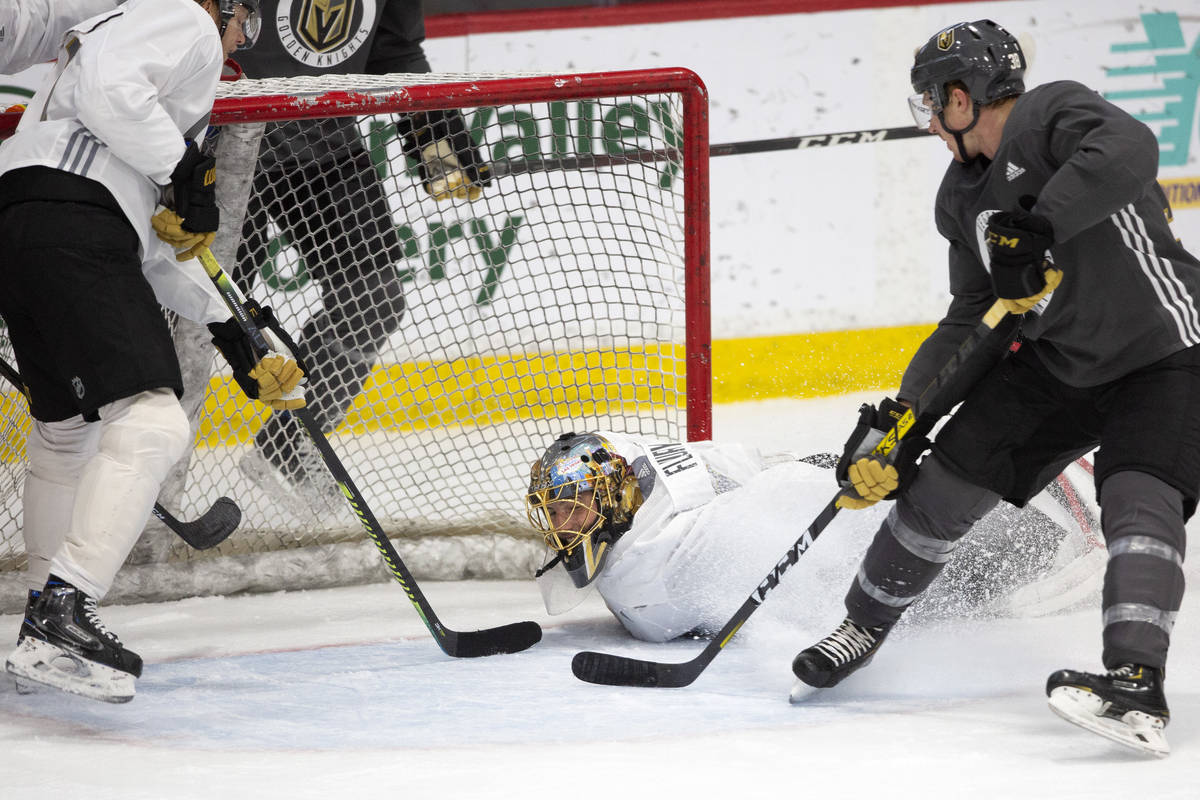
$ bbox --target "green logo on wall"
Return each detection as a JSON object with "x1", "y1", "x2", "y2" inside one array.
[{"x1": 1104, "y1": 12, "x2": 1200, "y2": 167}]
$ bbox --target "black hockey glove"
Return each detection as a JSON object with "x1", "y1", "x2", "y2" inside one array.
[
  {"x1": 169, "y1": 141, "x2": 219, "y2": 232},
  {"x1": 400, "y1": 109, "x2": 493, "y2": 201},
  {"x1": 835, "y1": 398, "x2": 930, "y2": 509},
  {"x1": 153, "y1": 142, "x2": 219, "y2": 261},
  {"x1": 985, "y1": 210, "x2": 1061, "y2": 314},
  {"x1": 208, "y1": 300, "x2": 308, "y2": 411}
]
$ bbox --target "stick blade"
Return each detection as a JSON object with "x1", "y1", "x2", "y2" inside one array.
[
  {"x1": 444, "y1": 621, "x2": 543, "y2": 658},
  {"x1": 571, "y1": 650, "x2": 700, "y2": 688},
  {"x1": 165, "y1": 497, "x2": 242, "y2": 550}
]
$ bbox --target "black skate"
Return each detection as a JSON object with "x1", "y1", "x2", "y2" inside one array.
[
  {"x1": 1046, "y1": 664, "x2": 1169, "y2": 757},
  {"x1": 5, "y1": 576, "x2": 142, "y2": 703},
  {"x1": 240, "y1": 412, "x2": 340, "y2": 507},
  {"x1": 789, "y1": 617, "x2": 891, "y2": 701}
]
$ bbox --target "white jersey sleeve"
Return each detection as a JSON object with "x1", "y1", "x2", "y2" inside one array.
[{"x1": 0, "y1": 0, "x2": 119, "y2": 73}]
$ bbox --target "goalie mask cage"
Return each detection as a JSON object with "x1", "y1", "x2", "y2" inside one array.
[{"x1": 0, "y1": 68, "x2": 710, "y2": 609}]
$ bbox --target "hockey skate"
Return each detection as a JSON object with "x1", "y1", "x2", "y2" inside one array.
[
  {"x1": 6, "y1": 576, "x2": 142, "y2": 703},
  {"x1": 240, "y1": 412, "x2": 341, "y2": 509},
  {"x1": 12, "y1": 590, "x2": 41, "y2": 695},
  {"x1": 789, "y1": 617, "x2": 891, "y2": 702},
  {"x1": 1046, "y1": 664, "x2": 1170, "y2": 757}
]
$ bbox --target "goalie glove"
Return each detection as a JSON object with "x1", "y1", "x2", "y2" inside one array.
[
  {"x1": 401, "y1": 110, "x2": 492, "y2": 201},
  {"x1": 835, "y1": 398, "x2": 930, "y2": 509},
  {"x1": 154, "y1": 142, "x2": 220, "y2": 261},
  {"x1": 985, "y1": 210, "x2": 1062, "y2": 314},
  {"x1": 208, "y1": 300, "x2": 307, "y2": 411}
]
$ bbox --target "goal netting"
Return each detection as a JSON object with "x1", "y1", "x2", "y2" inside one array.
[{"x1": 0, "y1": 68, "x2": 710, "y2": 610}]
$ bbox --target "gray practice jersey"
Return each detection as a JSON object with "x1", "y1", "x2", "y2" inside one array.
[
  {"x1": 232, "y1": 0, "x2": 432, "y2": 170},
  {"x1": 900, "y1": 80, "x2": 1200, "y2": 399}
]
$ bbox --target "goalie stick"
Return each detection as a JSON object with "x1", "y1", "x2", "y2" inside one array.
[
  {"x1": 195, "y1": 247, "x2": 542, "y2": 658},
  {"x1": 572, "y1": 300, "x2": 1014, "y2": 688},
  {"x1": 0, "y1": 355, "x2": 241, "y2": 550}
]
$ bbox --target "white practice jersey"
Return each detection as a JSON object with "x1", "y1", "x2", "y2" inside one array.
[
  {"x1": 0, "y1": 0, "x2": 228, "y2": 323},
  {"x1": 0, "y1": 0, "x2": 119, "y2": 73},
  {"x1": 0, "y1": 0, "x2": 221, "y2": 252},
  {"x1": 590, "y1": 431, "x2": 839, "y2": 642}
]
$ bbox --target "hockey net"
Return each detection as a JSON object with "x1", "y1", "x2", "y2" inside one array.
[{"x1": 0, "y1": 68, "x2": 710, "y2": 609}]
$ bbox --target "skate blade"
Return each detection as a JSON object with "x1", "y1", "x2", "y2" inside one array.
[
  {"x1": 1047, "y1": 686, "x2": 1169, "y2": 758},
  {"x1": 6, "y1": 638, "x2": 135, "y2": 704}
]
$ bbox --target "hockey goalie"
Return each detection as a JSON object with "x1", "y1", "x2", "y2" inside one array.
[{"x1": 525, "y1": 431, "x2": 1102, "y2": 643}]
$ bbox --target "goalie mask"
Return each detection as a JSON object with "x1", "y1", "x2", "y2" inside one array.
[{"x1": 526, "y1": 433, "x2": 644, "y2": 612}]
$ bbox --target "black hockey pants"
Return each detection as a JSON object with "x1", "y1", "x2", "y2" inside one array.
[
  {"x1": 236, "y1": 147, "x2": 407, "y2": 434},
  {"x1": 846, "y1": 343, "x2": 1196, "y2": 669}
]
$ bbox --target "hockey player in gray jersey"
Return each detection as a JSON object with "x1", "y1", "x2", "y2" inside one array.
[
  {"x1": 227, "y1": 0, "x2": 491, "y2": 500},
  {"x1": 526, "y1": 432, "x2": 1100, "y2": 644},
  {"x1": 790, "y1": 20, "x2": 1199, "y2": 758}
]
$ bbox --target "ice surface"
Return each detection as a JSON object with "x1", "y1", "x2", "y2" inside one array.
[{"x1": 0, "y1": 394, "x2": 1196, "y2": 798}]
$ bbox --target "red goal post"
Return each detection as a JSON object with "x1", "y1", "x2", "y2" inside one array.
[{"x1": 0, "y1": 67, "x2": 711, "y2": 607}]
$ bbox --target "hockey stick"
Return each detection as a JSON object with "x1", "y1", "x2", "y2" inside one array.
[
  {"x1": 0, "y1": 354, "x2": 241, "y2": 550},
  {"x1": 490, "y1": 125, "x2": 924, "y2": 178},
  {"x1": 194, "y1": 246, "x2": 542, "y2": 658},
  {"x1": 572, "y1": 300, "x2": 1013, "y2": 687}
]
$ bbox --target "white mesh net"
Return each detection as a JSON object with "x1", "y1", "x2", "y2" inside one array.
[{"x1": 0, "y1": 70, "x2": 708, "y2": 608}]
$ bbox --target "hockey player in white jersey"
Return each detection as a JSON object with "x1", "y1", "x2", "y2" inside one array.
[
  {"x1": 0, "y1": 0, "x2": 278, "y2": 704},
  {"x1": 526, "y1": 432, "x2": 1101, "y2": 643}
]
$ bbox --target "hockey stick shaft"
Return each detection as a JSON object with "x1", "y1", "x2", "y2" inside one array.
[
  {"x1": 490, "y1": 125, "x2": 924, "y2": 178},
  {"x1": 572, "y1": 300, "x2": 1011, "y2": 687},
  {"x1": 195, "y1": 247, "x2": 541, "y2": 657},
  {"x1": 0, "y1": 354, "x2": 240, "y2": 549}
]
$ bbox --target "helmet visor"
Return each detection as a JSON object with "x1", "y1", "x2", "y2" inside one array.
[
  {"x1": 908, "y1": 92, "x2": 937, "y2": 130},
  {"x1": 223, "y1": 2, "x2": 261, "y2": 51}
]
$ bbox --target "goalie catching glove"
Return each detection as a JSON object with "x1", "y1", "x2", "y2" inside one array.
[
  {"x1": 835, "y1": 398, "x2": 930, "y2": 509},
  {"x1": 401, "y1": 110, "x2": 492, "y2": 201},
  {"x1": 208, "y1": 300, "x2": 307, "y2": 411},
  {"x1": 985, "y1": 210, "x2": 1062, "y2": 314},
  {"x1": 152, "y1": 141, "x2": 219, "y2": 261}
]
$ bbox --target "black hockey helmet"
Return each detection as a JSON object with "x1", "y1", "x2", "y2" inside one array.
[{"x1": 911, "y1": 20, "x2": 1026, "y2": 116}]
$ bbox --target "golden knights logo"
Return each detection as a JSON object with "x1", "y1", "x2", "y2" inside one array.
[
  {"x1": 277, "y1": 0, "x2": 377, "y2": 67},
  {"x1": 937, "y1": 29, "x2": 955, "y2": 51}
]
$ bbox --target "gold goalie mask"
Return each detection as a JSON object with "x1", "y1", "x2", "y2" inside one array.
[{"x1": 526, "y1": 433, "x2": 644, "y2": 603}]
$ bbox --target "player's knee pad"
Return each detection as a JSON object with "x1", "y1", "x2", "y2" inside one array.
[{"x1": 95, "y1": 389, "x2": 191, "y2": 481}]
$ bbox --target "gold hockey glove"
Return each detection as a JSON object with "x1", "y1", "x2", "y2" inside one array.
[
  {"x1": 151, "y1": 208, "x2": 215, "y2": 262},
  {"x1": 835, "y1": 398, "x2": 929, "y2": 509},
  {"x1": 208, "y1": 300, "x2": 307, "y2": 411},
  {"x1": 401, "y1": 110, "x2": 493, "y2": 201}
]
